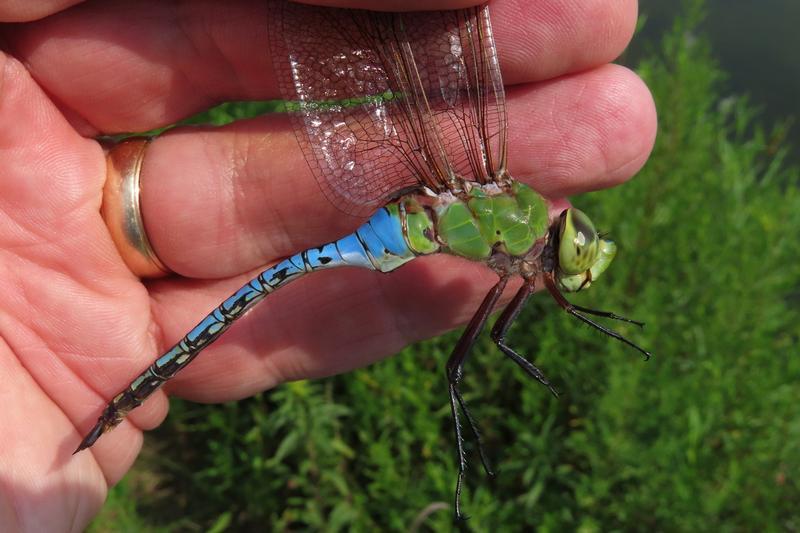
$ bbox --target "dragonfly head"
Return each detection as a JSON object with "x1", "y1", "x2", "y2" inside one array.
[{"x1": 555, "y1": 208, "x2": 616, "y2": 292}]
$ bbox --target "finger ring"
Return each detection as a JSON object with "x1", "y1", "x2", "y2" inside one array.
[{"x1": 101, "y1": 138, "x2": 171, "y2": 278}]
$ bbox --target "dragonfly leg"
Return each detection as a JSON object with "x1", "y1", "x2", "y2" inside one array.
[
  {"x1": 446, "y1": 384, "x2": 471, "y2": 521},
  {"x1": 450, "y1": 381, "x2": 494, "y2": 475},
  {"x1": 489, "y1": 279, "x2": 559, "y2": 398},
  {"x1": 446, "y1": 276, "x2": 508, "y2": 520},
  {"x1": 544, "y1": 275, "x2": 652, "y2": 360},
  {"x1": 568, "y1": 304, "x2": 646, "y2": 327}
]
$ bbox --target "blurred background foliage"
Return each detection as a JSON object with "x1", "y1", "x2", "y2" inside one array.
[{"x1": 90, "y1": 0, "x2": 799, "y2": 531}]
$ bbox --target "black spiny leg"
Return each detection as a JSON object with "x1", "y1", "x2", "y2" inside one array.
[
  {"x1": 544, "y1": 275, "x2": 652, "y2": 360},
  {"x1": 568, "y1": 304, "x2": 646, "y2": 328},
  {"x1": 490, "y1": 279, "x2": 559, "y2": 398},
  {"x1": 446, "y1": 276, "x2": 508, "y2": 520}
]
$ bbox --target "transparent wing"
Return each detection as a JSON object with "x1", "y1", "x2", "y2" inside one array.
[
  {"x1": 404, "y1": 6, "x2": 508, "y2": 185},
  {"x1": 268, "y1": 2, "x2": 508, "y2": 216}
]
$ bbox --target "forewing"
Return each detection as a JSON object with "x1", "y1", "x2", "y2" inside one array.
[
  {"x1": 402, "y1": 6, "x2": 509, "y2": 185},
  {"x1": 268, "y1": 2, "x2": 508, "y2": 216}
]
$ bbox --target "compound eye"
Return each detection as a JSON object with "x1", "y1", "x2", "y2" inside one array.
[{"x1": 558, "y1": 208, "x2": 599, "y2": 275}]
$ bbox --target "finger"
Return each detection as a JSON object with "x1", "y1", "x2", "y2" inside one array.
[
  {"x1": 140, "y1": 64, "x2": 656, "y2": 277},
  {"x1": 2, "y1": 0, "x2": 637, "y2": 132},
  {"x1": 0, "y1": 52, "x2": 166, "y2": 484},
  {"x1": 493, "y1": 0, "x2": 637, "y2": 85},
  {"x1": 0, "y1": 0, "x2": 83, "y2": 22},
  {"x1": 295, "y1": 0, "x2": 484, "y2": 10},
  {"x1": 0, "y1": 341, "x2": 105, "y2": 530}
]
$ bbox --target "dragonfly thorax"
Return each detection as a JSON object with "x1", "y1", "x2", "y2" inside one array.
[{"x1": 398, "y1": 181, "x2": 551, "y2": 263}]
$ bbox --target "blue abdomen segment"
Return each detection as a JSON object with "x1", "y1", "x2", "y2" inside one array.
[
  {"x1": 79, "y1": 207, "x2": 418, "y2": 449},
  {"x1": 149, "y1": 207, "x2": 413, "y2": 381},
  {"x1": 338, "y1": 206, "x2": 415, "y2": 272}
]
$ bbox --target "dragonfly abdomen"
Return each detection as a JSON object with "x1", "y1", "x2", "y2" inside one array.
[{"x1": 75, "y1": 204, "x2": 432, "y2": 452}]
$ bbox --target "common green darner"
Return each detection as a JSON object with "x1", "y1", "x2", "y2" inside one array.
[{"x1": 76, "y1": 0, "x2": 649, "y2": 518}]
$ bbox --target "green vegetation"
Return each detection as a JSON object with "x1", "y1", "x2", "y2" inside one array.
[{"x1": 90, "y1": 2, "x2": 800, "y2": 531}]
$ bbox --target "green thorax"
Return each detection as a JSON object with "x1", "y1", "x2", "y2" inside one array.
[
  {"x1": 392, "y1": 182, "x2": 617, "y2": 295},
  {"x1": 433, "y1": 181, "x2": 549, "y2": 260}
]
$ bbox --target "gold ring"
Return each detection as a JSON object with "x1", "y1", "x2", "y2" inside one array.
[{"x1": 101, "y1": 138, "x2": 170, "y2": 278}]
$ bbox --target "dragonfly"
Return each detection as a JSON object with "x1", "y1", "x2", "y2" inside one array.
[{"x1": 76, "y1": 0, "x2": 649, "y2": 519}]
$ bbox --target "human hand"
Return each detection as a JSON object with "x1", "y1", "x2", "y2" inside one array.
[{"x1": 0, "y1": 0, "x2": 654, "y2": 530}]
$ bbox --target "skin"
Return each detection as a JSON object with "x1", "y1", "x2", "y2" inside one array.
[{"x1": 0, "y1": 0, "x2": 656, "y2": 530}]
